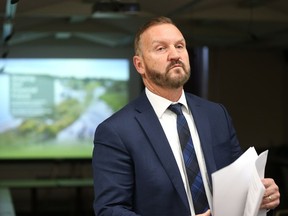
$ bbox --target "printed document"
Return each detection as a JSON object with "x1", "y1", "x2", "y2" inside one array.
[{"x1": 212, "y1": 147, "x2": 268, "y2": 216}]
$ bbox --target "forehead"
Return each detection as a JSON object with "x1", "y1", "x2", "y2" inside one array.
[{"x1": 141, "y1": 23, "x2": 184, "y2": 43}]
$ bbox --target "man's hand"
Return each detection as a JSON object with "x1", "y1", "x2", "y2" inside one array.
[
  {"x1": 197, "y1": 209, "x2": 211, "y2": 216},
  {"x1": 260, "y1": 178, "x2": 280, "y2": 210}
]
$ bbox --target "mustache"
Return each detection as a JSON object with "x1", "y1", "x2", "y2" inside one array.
[{"x1": 167, "y1": 59, "x2": 185, "y2": 71}]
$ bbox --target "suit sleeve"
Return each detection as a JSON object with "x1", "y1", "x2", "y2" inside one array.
[
  {"x1": 219, "y1": 103, "x2": 243, "y2": 162},
  {"x1": 92, "y1": 121, "x2": 140, "y2": 216}
]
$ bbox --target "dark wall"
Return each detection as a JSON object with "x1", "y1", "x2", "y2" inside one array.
[{"x1": 209, "y1": 48, "x2": 287, "y2": 150}]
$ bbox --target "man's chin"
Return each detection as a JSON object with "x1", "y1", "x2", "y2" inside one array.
[{"x1": 166, "y1": 77, "x2": 189, "y2": 89}]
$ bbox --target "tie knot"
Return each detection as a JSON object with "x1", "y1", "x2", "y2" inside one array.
[{"x1": 168, "y1": 103, "x2": 183, "y2": 116}]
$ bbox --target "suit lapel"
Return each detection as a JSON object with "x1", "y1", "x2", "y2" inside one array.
[
  {"x1": 186, "y1": 94, "x2": 217, "y2": 185},
  {"x1": 134, "y1": 93, "x2": 190, "y2": 210}
]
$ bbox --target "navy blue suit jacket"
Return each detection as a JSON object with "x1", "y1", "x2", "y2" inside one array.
[{"x1": 92, "y1": 91, "x2": 243, "y2": 216}]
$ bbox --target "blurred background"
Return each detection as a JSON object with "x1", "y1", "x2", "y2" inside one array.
[{"x1": 0, "y1": 0, "x2": 287, "y2": 215}]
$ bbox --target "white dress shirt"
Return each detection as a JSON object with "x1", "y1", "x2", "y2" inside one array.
[{"x1": 145, "y1": 88, "x2": 212, "y2": 216}]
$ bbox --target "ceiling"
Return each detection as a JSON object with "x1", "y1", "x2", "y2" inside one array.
[{"x1": 1, "y1": 0, "x2": 288, "y2": 56}]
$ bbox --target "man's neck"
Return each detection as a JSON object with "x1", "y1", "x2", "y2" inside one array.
[{"x1": 145, "y1": 86, "x2": 183, "y2": 102}]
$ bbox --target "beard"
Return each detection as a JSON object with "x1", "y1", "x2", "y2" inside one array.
[{"x1": 145, "y1": 60, "x2": 191, "y2": 89}]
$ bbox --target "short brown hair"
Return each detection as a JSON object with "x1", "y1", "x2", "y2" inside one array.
[{"x1": 134, "y1": 16, "x2": 175, "y2": 55}]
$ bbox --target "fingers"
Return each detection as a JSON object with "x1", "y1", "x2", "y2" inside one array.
[{"x1": 260, "y1": 178, "x2": 280, "y2": 210}]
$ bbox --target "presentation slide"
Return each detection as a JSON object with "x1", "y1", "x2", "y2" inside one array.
[{"x1": 0, "y1": 58, "x2": 129, "y2": 160}]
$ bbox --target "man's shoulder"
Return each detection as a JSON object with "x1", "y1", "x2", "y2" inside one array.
[
  {"x1": 100, "y1": 92, "x2": 148, "y2": 122},
  {"x1": 184, "y1": 92, "x2": 231, "y2": 117}
]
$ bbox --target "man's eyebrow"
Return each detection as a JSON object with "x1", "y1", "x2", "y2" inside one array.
[{"x1": 151, "y1": 40, "x2": 163, "y2": 45}]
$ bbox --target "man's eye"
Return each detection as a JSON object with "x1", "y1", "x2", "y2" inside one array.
[{"x1": 157, "y1": 47, "x2": 165, "y2": 51}]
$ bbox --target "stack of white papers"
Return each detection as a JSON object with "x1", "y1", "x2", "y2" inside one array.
[{"x1": 212, "y1": 147, "x2": 268, "y2": 216}]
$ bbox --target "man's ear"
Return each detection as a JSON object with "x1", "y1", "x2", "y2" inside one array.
[{"x1": 133, "y1": 55, "x2": 144, "y2": 75}]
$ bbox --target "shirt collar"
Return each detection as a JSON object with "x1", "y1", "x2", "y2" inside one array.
[{"x1": 145, "y1": 88, "x2": 190, "y2": 118}]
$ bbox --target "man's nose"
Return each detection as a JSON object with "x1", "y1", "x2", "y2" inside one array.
[{"x1": 168, "y1": 46, "x2": 181, "y2": 61}]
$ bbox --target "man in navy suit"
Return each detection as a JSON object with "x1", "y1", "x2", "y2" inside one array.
[{"x1": 92, "y1": 16, "x2": 280, "y2": 216}]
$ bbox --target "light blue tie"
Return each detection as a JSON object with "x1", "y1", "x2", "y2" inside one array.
[{"x1": 169, "y1": 103, "x2": 209, "y2": 214}]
